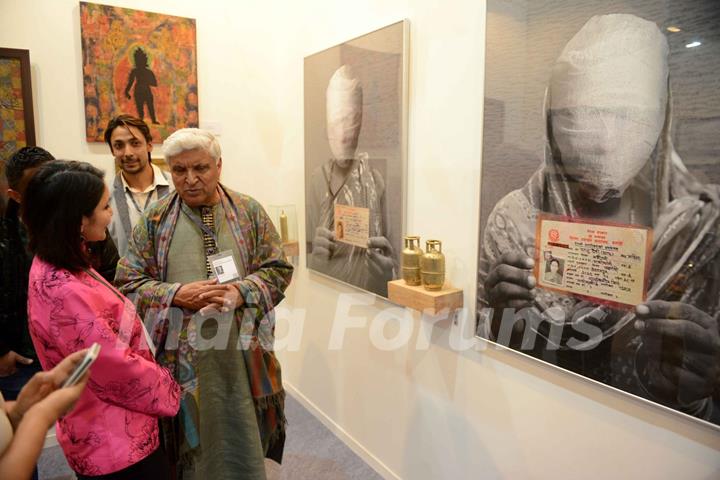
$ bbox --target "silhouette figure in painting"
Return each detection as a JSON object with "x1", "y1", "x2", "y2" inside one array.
[{"x1": 124, "y1": 48, "x2": 160, "y2": 125}]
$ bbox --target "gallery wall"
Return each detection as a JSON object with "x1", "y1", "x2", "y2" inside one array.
[{"x1": 2, "y1": 0, "x2": 719, "y2": 478}]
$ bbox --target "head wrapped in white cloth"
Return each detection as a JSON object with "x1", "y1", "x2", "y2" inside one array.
[
  {"x1": 326, "y1": 65, "x2": 363, "y2": 165},
  {"x1": 549, "y1": 14, "x2": 669, "y2": 203}
]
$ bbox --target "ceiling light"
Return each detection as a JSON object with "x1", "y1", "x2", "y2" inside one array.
[
  {"x1": 685, "y1": 41, "x2": 702, "y2": 48},
  {"x1": 666, "y1": 26, "x2": 681, "y2": 33}
]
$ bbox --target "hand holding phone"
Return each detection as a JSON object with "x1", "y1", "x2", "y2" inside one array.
[{"x1": 62, "y1": 343, "x2": 101, "y2": 388}]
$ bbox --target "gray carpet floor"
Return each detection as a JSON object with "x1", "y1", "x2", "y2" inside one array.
[{"x1": 38, "y1": 393, "x2": 383, "y2": 480}]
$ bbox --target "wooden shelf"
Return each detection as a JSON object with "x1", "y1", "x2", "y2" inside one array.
[
  {"x1": 283, "y1": 241, "x2": 300, "y2": 257},
  {"x1": 387, "y1": 280, "x2": 463, "y2": 315}
]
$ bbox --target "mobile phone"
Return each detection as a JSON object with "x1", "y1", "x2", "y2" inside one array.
[{"x1": 62, "y1": 343, "x2": 101, "y2": 388}]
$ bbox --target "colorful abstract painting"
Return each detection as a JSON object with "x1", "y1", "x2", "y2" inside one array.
[
  {"x1": 0, "y1": 48, "x2": 35, "y2": 163},
  {"x1": 80, "y1": 2, "x2": 198, "y2": 142}
]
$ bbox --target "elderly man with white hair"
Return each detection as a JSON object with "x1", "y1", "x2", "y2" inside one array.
[{"x1": 115, "y1": 128, "x2": 293, "y2": 479}]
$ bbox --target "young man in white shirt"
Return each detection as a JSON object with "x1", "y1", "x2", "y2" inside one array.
[{"x1": 105, "y1": 115, "x2": 173, "y2": 257}]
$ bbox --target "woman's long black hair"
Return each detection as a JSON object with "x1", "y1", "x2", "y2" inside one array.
[{"x1": 22, "y1": 160, "x2": 106, "y2": 272}]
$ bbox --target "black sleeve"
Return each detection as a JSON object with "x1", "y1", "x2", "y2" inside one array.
[
  {"x1": 0, "y1": 248, "x2": 9, "y2": 357},
  {"x1": 89, "y1": 230, "x2": 120, "y2": 282},
  {"x1": 0, "y1": 219, "x2": 15, "y2": 357}
]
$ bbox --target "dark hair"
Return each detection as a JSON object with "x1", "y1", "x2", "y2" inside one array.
[
  {"x1": 22, "y1": 160, "x2": 106, "y2": 272},
  {"x1": 104, "y1": 114, "x2": 152, "y2": 149},
  {"x1": 549, "y1": 258, "x2": 561, "y2": 267},
  {"x1": 5, "y1": 146, "x2": 55, "y2": 190}
]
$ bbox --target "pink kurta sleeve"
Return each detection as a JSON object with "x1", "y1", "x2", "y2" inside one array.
[{"x1": 51, "y1": 284, "x2": 180, "y2": 418}]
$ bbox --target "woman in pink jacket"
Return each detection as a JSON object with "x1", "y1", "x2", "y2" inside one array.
[{"x1": 22, "y1": 161, "x2": 180, "y2": 479}]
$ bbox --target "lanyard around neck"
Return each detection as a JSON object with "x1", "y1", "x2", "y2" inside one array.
[
  {"x1": 180, "y1": 202, "x2": 219, "y2": 246},
  {"x1": 126, "y1": 187, "x2": 156, "y2": 215}
]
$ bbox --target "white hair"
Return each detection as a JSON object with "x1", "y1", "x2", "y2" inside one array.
[{"x1": 162, "y1": 128, "x2": 222, "y2": 163}]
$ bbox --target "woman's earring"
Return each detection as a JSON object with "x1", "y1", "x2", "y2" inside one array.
[{"x1": 80, "y1": 226, "x2": 86, "y2": 241}]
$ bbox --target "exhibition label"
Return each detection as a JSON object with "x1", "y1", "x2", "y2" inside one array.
[
  {"x1": 334, "y1": 204, "x2": 370, "y2": 248},
  {"x1": 534, "y1": 214, "x2": 653, "y2": 308}
]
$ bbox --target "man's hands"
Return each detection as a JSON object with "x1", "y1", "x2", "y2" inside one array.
[
  {"x1": 0, "y1": 351, "x2": 34, "y2": 377},
  {"x1": 172, "y1": 279, "x2": 244, "y2": 314},
  {"x1": 635, "y1": 300, "x2": 720, "y2": 406},
  {"x1": 172, "y1": 279, "x2": 221, "y2": 311},
  {"x1": 197, "y1": 283, "x2": 244, "y2": 315}
]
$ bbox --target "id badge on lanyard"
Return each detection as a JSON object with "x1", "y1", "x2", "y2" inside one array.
[{"x1": 208, "y1": 250, "x2": 241, "y2": 284}]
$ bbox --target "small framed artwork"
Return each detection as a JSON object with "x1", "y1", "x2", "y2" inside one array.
[{"x1": 0, "y1": 48, "x2": 36, "y2": 162}]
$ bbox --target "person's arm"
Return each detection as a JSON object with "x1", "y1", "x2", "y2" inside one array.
[
  {"x1": 1, "y1": 388, "x2": 87, "y2": 480},
  {"x1": 0, "y1": 279, "x2": 9, "y2": 359},
  {"x1": 115, "y1": 205, "x2": 232, "y2": 339},
  {"x1": 52, "y1": 287, "x2": 180, "y2": 417},
  {"x1": 476, "y1": 198, "x2": 538, "y2": 344},
  {"x1": 634, "y1": 300, "x2": 719, "y2": 416},
  {"x1": 148, "y1": 69, "x2": 158, "y2": 87},
  {"x1": 0, "y1": 351, "x2": 88, "y2": 480},
  {"x1": 236, "y1": 198, "x2": 293, "y2": 314},
  {"x1": 0, "y1": 242, "x2": 34, "y2": 375},
  {"x1": 124, "y1": 69, "x2": 136, "y2": 99},
  {"x1": 0, "y1": 352, "x2": 33, "y2": 378},
  {"x1": 365, "y1": 169, "x2": 396, "y2": 295},
  {"x1": 307, "y1": 168, "x2": 336, "y2": 265},
  {"x1": 0, "y1": 402, "x2": 59, "y2": 480},
  {"x1": 202, "y1": 197, "x2": 294, "y2": 315},
  {"x1": 0, "y1": 225, "x2": 22, "y2": 368},
  {"x1": 114, "y1": 213, "x2": 182, "y2": 324}
]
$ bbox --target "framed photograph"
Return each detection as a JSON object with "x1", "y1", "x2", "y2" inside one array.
[
  {"x1": 0, "y1": 48, "x2": 35, "y2": 163},
  {"x1": 80, "y1": 2, "x2": 198, "y2": 143},
  {"x1": 304, "y1": 20, "x2": 409, "y2": 298},
  {"x1": 476, "y1": 1, "x2": 720, "y2": 427}
]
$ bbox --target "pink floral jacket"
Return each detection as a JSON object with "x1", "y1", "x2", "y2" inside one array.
[{"x1": 27, "y1": 257, "x2": 180, "y2": 476}]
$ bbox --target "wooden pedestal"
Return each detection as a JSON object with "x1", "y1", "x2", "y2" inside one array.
[{"x1": 387, "y1": 280, "x2": 463, "y2": 315}]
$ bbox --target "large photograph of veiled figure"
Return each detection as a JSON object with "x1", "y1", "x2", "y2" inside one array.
[
  {"x1": 476, "y1": 1, "x2": 720, "y2": 427},
  {"x1": 304, "y1": 21, "x2": 408, "y2": 297}
]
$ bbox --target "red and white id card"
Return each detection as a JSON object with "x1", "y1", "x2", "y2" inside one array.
[
  {"x1": 534, "y1": 214, "x2": 653, "y2": 309},
  {"x1": 334, "y1": 204, "x2": 370, "y2": 248}
]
